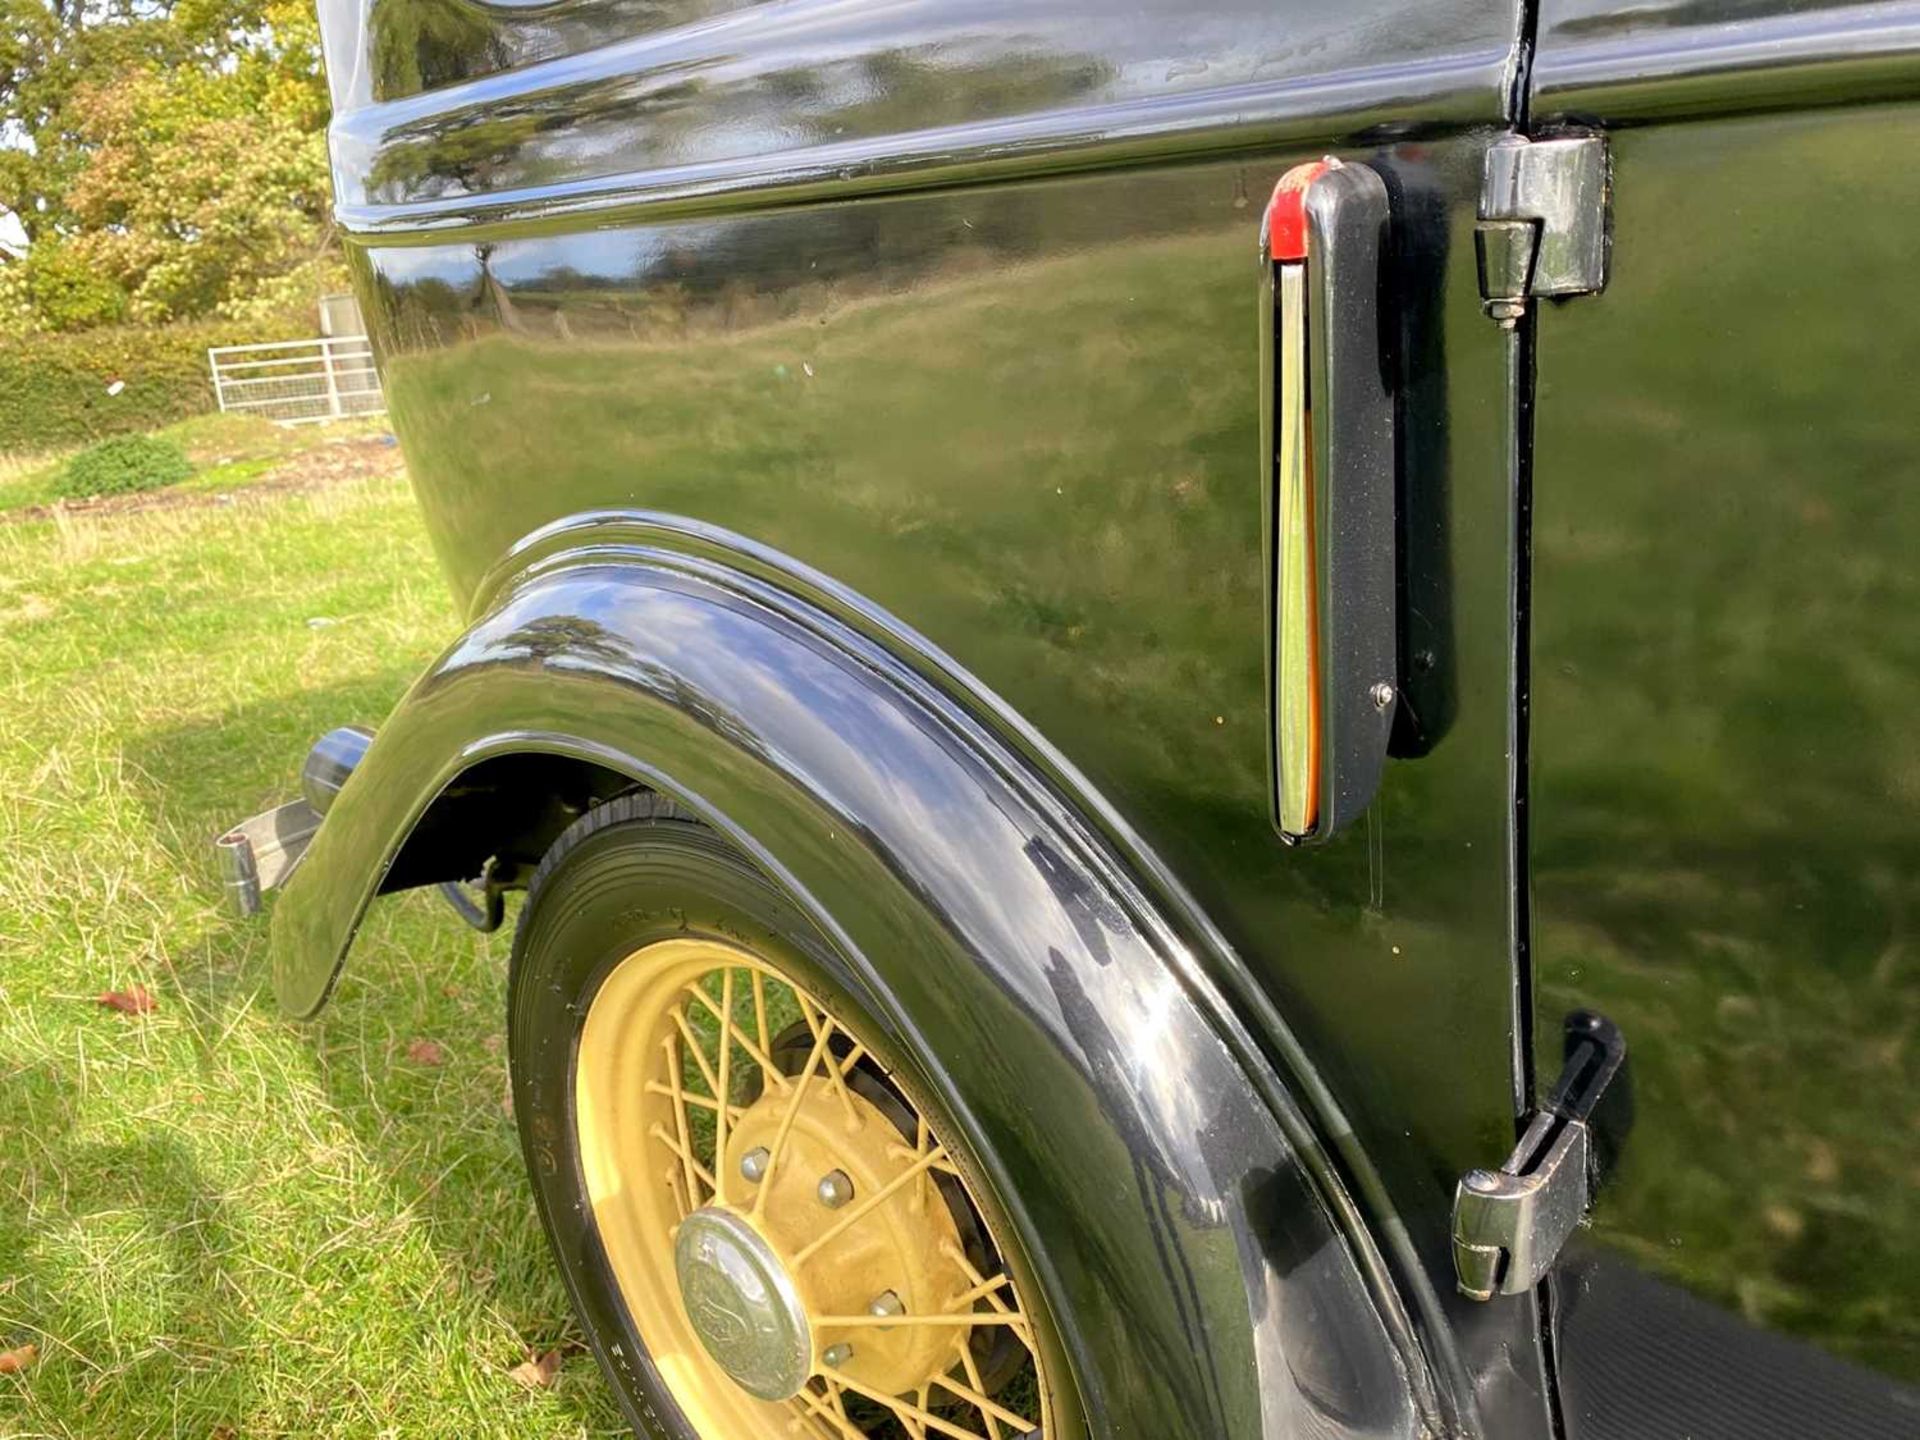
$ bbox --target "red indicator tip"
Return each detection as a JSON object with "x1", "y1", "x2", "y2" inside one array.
[{"x1": 1264, "y1": 160, "x2": 1333, "y2": 262}]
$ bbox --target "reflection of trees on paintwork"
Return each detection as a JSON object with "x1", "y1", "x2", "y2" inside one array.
[
  {"x1": 1549, "y1": 0, "x2": 1864, "y2": 39},
  {"x1": 366, "y1": 125, "x2": 1243, "y2": 364},
  {"x1": 491, "y1": 614, "x2": 774, "y2": 765},
  {"x1": 363, "y1": 42, "x2": 1112, "y2": 205},
  {"x1": 370, "y1": 0, "x2": 516, "y2": 100},
  {"x1": 370, "y1": 0, "x2": 751, "y2": 98},
  {"x1": 823, "y1": 46, "x2": 1107, "y2": 137},
  {"x1": 368, "y1": 108, "x2": 557, "y2": 199}
]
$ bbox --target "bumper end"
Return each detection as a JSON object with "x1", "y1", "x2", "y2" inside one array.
[{"x1": 217, "y1": 725, "x2": 372, "y2": 917}]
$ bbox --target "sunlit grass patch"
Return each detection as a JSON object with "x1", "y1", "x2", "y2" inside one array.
[
  {"x1": 0, "y1": 460, "x2": 628, "y2": 1437},
  {"x1": 0, "y1": 413, "x2": 395, "y2": 516}
]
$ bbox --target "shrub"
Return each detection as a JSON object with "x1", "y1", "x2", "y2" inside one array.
[
  {"x1": 53, "y1": 434, "x2": 194, "y2": 500},
  {"x1": 0, "y1": 314, "x2": 305, "y2": 452}
]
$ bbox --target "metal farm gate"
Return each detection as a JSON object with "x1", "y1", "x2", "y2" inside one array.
[{"x1": 206, "y1": 335, "x2": 385, "y2": 425}]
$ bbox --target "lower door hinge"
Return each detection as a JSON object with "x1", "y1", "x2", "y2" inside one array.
[
  {"x1": 1452, "y1": 1011, "x2": 1631, "y2": 1300},
  {"x1": 1475, "y1": 133, "x2": 1610, "y2": 326}
]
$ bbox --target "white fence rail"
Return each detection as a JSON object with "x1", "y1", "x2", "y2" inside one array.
[{"x1": 207, "y1": 335, "x2": 384, "y2": 425}]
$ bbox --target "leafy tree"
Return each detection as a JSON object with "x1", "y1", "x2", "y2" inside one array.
[{"x1": 0, "y1": 0, "x2": 340, "y2": 333}]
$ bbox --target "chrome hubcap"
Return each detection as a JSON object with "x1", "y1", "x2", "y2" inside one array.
[{"x1": 673, "y1": 1207, "x2": 812, "y2": 1401}]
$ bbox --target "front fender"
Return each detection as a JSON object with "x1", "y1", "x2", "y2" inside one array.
[{"x1": 271, "y1": 516, "x2": 1432, "y2": 1439}]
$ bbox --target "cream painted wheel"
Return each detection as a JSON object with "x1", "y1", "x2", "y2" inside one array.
[{"x1": 570, "y1": 934, "x2": 1056, "y2": 1440}]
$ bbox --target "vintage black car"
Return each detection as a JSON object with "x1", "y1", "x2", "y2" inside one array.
[{"x1": 218, "y1": 0, "x2": 1919, "y2": 1435}]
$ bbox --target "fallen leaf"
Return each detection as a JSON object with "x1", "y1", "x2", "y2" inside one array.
[
  {"x1": 0, "y1": 1342, "x2": 37, "y2": 1374},
  {"x1": 210, "y1": 1427, "x2": 238, "y2": 1440},
  {"x1": 96, "y1": 985, "x2": 155, "y2": 1015},
  {"x1": 507, "y1": 1348, "x2": 562, "y2": 1390},
  {"x1": 405, "y1": 1038, "x2": 446, "y2": 1066}
]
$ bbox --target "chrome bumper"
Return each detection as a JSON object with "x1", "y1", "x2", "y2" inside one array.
[{"x1": 216, "y1": 726, "x2": 372, "y2": 917}]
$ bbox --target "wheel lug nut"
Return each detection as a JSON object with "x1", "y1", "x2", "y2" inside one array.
[
  {"x1": 868, "y1": 1290, "x2": 904, "y2": 1318},
  {"x1": 823, "y1": 1343, "x2": 853, "y2": 1368},
  {"x1": 740, "y1": 1146, "x2": 770, "y2": 1182},
  {"x1": 816, "y1": 1169, "x2": 853, "y2": 1208}
]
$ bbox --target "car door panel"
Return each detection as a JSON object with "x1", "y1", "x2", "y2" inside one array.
[{"x1": 1528, "y1": 11, "x2": 1920, "y2": 1431}]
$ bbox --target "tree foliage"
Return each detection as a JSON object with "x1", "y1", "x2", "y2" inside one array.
[{"x1": 0, "y1": 0, "x2": 340, "y2": 333}]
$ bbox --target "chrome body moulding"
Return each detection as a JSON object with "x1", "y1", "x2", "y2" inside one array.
[
  {"x1": 1532, "y1": 0, "x2": 1920, "y2": 123},
  {"x1": 326, "y1": 51, "x2": 1518, "y2": 240},
  {"x1": 317, "y1": 0, "x2": 1525, "y2": 240},
  {"x1": 270, "y1": 514, "x2": 1463, "y2": 1438}
]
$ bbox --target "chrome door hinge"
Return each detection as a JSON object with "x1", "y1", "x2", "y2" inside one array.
[
  {"x1": 1475, "y1": 133, "x2": 1609, "y2": 326},
  {"x1": 1452, "y1": 1011, "x2": 1631, "y2": 1299}
]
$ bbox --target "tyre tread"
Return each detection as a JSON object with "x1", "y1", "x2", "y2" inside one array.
[{"x1": 519, "y1": 789, "x2": 697, "y2": 929}]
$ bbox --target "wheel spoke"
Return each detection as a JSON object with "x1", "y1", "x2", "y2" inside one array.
[
  {"x1": 949, "y1": 1270, "x2": 1016, "y2": 1311},
  {"x1": 957, "y1": 1342, "x2": 1006, "y2": 1440},
  {"x1": 644, "y1": 1081, "x2": 746, "y2": 1121},
  {"x1": 812, "y1": 1311, "x2": 1032, "y2": 1332},
  {"x1": 665, "y1": 1164, "x2": 692, "y2": 1222},
  {"x1": 799, "y1": 991, "x2": 863, "y2": 1127},
  {"x1": 752, "y1": 969, "x2": 773, "y2": 1064},
  {"x1": 825, "y1": 1378, "x2": 856, "y2": 1427},
  {"x1": 713, "y1": 968, "x2": 735, "y2": 1203},
  {"x1": 684, "y1": 979, "x2": 786, "y2": 1086},
  {"x1": 661, "y1": 1034, "x2": 704, "y2": 1206},
  {"x1": 943, "y1": 1247, "x2": 1019, "y2": 1311},
  {"x1": 671, "y1": 1006, "x2": 723, "y2": 1101},
  {"x1": 911, "y1": 1115, "x2": 933, "y2": 1214},
  {"x1": 793, "y1": 1382, "x2": 865, "y2": 1440},
  {"x1": 792, "y1": 1144, "x2": 947, "y2": 1266},
  {"x1": 751, "y1": 1015, "x2": 834, "y2": 1218},
  {"x1": 903, "y1": 1384, "x2": 932, "y2": 1440},
  {"x1": 940, "y1": 1245, "x2": 1037, "y2": 1364},
  {"x1": 819, "y1": 1365, "x2": 988, "y2": 1440},
  {"x1": 649, "y1": 1123, "x2": 717, "y2": 1195},
  {"x1": 930, "y1": 1367, "x2": 1036, "y2": 1433}
]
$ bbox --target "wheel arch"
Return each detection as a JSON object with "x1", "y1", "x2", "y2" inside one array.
[{"x1": 270, "y1": 512, "x2": 1448, "y2": 1439}]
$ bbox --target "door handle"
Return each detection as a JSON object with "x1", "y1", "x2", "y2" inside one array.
[{"x1": 1259, "y1": 160, "x2": 1398, "y2": 843}]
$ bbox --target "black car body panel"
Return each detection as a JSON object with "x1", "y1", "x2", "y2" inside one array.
[{"x1": 280, "y1": 0, "x2": 1920, "y2": 1432}]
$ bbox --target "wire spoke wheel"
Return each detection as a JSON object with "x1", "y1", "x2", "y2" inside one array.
[{"x1": 576, "y1": 936, "x2": 1054, "y2": 1439}]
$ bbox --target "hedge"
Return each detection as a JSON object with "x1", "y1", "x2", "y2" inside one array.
[{"x1": 0, "y1": 316, "x2": 305, "y2": 452}]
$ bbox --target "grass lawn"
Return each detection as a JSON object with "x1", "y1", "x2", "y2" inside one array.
[{"x1": 0, "y1": 428, "x2": 627, "y2": 1437}]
